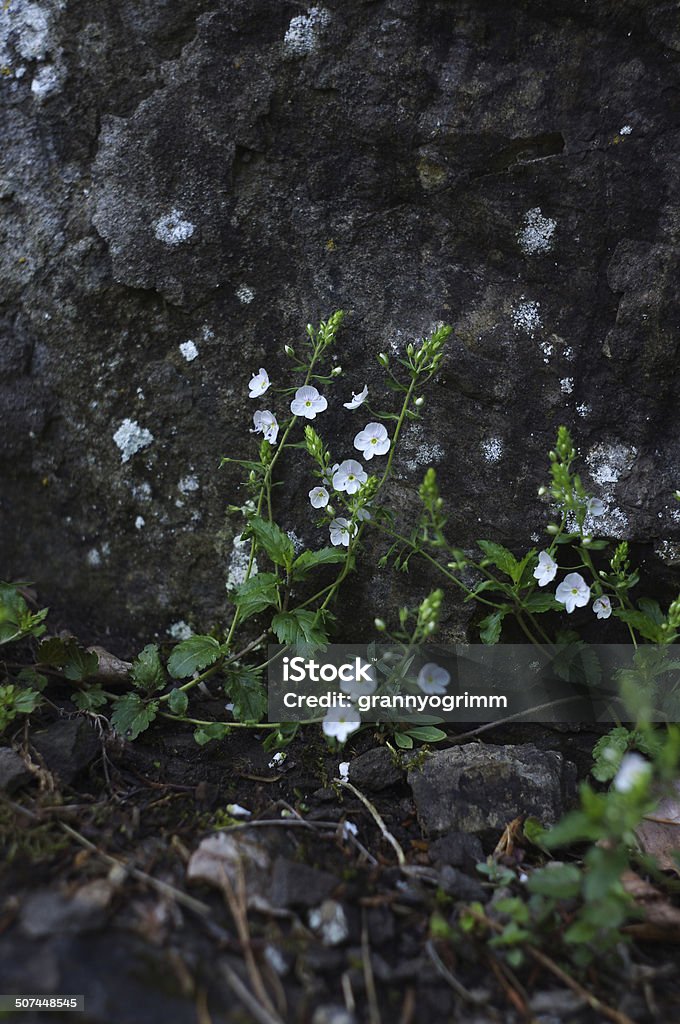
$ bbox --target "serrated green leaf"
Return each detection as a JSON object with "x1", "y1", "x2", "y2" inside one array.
[
  {"x1": 523, "y1": 592, "x2": 560, "y2": 613},
  {"x1": 168, "y1": 688, "x2": 189, "y2": 715},
  {"x1": 17, "y1": 668, "x2": 48, "y2": 692},
  {"x1": 111, "y1": 693, "x2": 158, "y2": 740},
  {"x1": 479, "y1": 610, "x2": 505, "y2": 645},
  {"x1": 130, "y1": 643, "x2": 166, "y2": 694},
  {"x1": 291, "y1": 547, "x2": 348, "y2": 580},
  {"x1": 271, "y1": 610, "x2": 328, "y2": 647},
  {"x1": 193, "y1": 722, "x2": 231, "y2": 746},
  {"x1": 231, "y1": 572, "x2": 280, "y2": 619},
  {"x1": 36, "y1": 637, "x2": 98, "y2": 680},
  {"x1": 477, "y1": 540, "x2": 519, "y2": 580},
  {"x1": 614, "y1": 609, "x2": 665, "y2": 644},
  {"x1": 167, "y1": 635, "x2": 223, "y2": 679},
  {"x1": 73, "y1": 687, "x2": 108, "y2": 711},
  {"x1": 527, "y1": 863, "x2": 582, "y2": 899},
  {"x1": 227, "y1": 668, "x2": 267, "y2": 723},
  {"x1": 246, "y1": 517, "x2": 295, "y2": 569}
]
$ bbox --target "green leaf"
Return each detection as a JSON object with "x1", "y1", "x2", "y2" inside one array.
[
  {"x1": 614, "y1": 609, "x2": 665, "y2": 644},
  {"x1": 527, "y1": 863, "x2": 582, "y2": 900},
  {"x1": 12, "y1": 687, "x2": 42, "y2": 715},
  {"x1": 291, "y1": 548, "x2": 348, "y2": 580},
  {"x1": 591, "y1": 727, "x2": 632, "y2": 782},
  {"x1": 246, "y1": 517, "x2": 295, "y2": 569},
  {"x1": 638, "y1": 598, "x2": 664, "y2": 625},
  {"x1": 479, "y1": 610, "x2": 505, "y2": 645},
  {"x1": 193, "y1": 722, "x2": 231, "y2": 746},
  {"x1": 523, "y1": 592, "x2": 560, "y2": 613},
  {"x1": 130, "y1": 643, "x2": 166, "y2": 694},
  {"x1": 477, "y1": 540, "x2": 519, "y2": 581},
  {"x1": 271, "y1": 610, "x2": 328, "y2": 647},
  {"x1": 523, "y1": 817, "x2": 549, "y2": 849},
  {"x1": 37, "y1": 637, "x2": 98, "y2": 681},
  {"x1": 406, "y1": 726, "x2": 447, "y2": 743},
  {"x1": 73, "y1": 686, "x2": 108, "y2": 711},
  {"x1": 231, "y1": 572, "x2": 280, "y2": 619},
  {"x1": 17, "y1": 668, "x2": 48, "y2": 692},
  {"x1": 167, "y1": 635, "x2": 223, "y2": 679},
  {"x1": 168, "y1": 688, "x2": 189, "y2": 715},
  {"x1": 262, "y1": 722, "x2": 299, "y2": 752},
  {"x1": 227, "y1": 668, "x2": 267, "y2": 723},
  {"x1": 394, "y1": 731, "x2": 414, "y2": 749},
  {"x1": 111, "y1": 693, "x2": 158, "y2": 740}
]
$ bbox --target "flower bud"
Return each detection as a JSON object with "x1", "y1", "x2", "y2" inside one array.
[
  {"x1": 546, "y1": 523, "x2": 560, "y2": 535},
  {"x1": 414, "y1": 396, "x2": 425, "y2": 407},
  {"x1": 675, "y1": 490, "x2": 680, "y2": 501},
  {"x1": 284, "y1": 344, "x2": 295, "y2": 357},
  {"x1": 377, "y1": 352, "x2": 389, "y2": 367},
  {"x1": 537, "y1": 485, "x2": 547, "y2": 496},
  {"x1": 407, "y1": 343, "x2": 415, "y2": 356},
  {"x1": 331, "y1": 365, "x2": 342, "y2": 376},
  {"x1": 374, "y1": 618, "x2": 386, "y2": 632}
]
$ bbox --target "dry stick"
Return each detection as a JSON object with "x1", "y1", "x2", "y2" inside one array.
[
  {"x1": 336, "y1": 779, "x2": 406, "y2": 867},
  {"x1": 445, "y1": 696, "x2": 586, "y2": 745},
  {"x1": 219, "y1": 961, "x2": 284, "y2": 1024},
  {"x1": 470, "y1": 909, "x2": 636, "y2": 1024},
  {"x1": 425, "y1": 941, "x2": 489, "y2": 1007},
  {"x1": 361, "y1": 909, "x2": 382, "y2": 1024}
]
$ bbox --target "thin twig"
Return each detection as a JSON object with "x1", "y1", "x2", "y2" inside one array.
[
  {"x1": 336, "y1": 779, "x2": 406, "y2": 867},
  {"x1": 218, "y1": 861, "x2": 278, "y2": 1019},
  {"x1": 220, "y1": 961, "x2": 284, "y2": 1024},
  {"x1": 361, "y1": 909, "x2": 382, "y2": 1024},
  {"x1": 445, "y1": 696, "x2": 588, "y2": 745},
  {"x1": 425, "y1": 940, "x2": 488, "y2": 1006}
]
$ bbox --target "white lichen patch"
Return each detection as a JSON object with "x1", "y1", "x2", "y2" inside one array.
[
  {"x1": 539, "y1": 340, "x2": 554, "y2": 363},
  {"x1": 619, "y1": 125, "x2": 633, "y2": 136},
  {"x1": 654, "y1": 540, "x2": 680, "y2": 565},
  {"x1": 113, "y1": 419, "x2": 154, "y2": 463},
  {"x1": 130, "y1": 481, "x2": 152, "y2": 502},
  {"x1": 586, "y1": 442, "x2": 638, "y2": 486},
  {"x1": 179, "y1": 340, "x2": 198, "y2": 362},
  {"x1": 287, "y1": 529, "x2": 305, "y2": 553},
  {"x1": 576, "y1": 402, "x2": 591, "y2": 418},
  {"x1": 567, "y1": 497, "x2": 629, "y2": 540},
  {"x1": 135, "y1": 516, "x2": 145, "y2": 530},
  {"x1": 227, "y1": 533, "x2": 258, "y2": 590},
  {"x1": 154, "y1": 209, "x2": 195, "y2": 246},
  {"x1": 482, "y1": 437, "x2": 504, "y2": 463},
  {"x1": 236, "y1": 285, "x2": 255, "y2": 305},
  {"x1": 30, "y1": 64, "x2": 62, "y2": 101},
  {"x1": 167, "y1": 620, "x2": 193, "y2": 641},
  {"x1": 560, "y1": 377, "x2": 574, "y2": 395},
  {"x1": 401, "y1": 425, "x2": 444, "y2": 471},
  {"x1": 86, "y1": 548, "x2": 102, "y2": 568},
  {"x1": 518, "y1": 207, "x2": 556, "y2": 255},
  {"x1": 512, "y1": 299, "x2": 542, "y2": 335},
  {"x1": 178, "y1": 474, "x2": 199, "y2": 494},
  {"x1": 283, "y1": 7, "x2": 331, "y2": 57}
]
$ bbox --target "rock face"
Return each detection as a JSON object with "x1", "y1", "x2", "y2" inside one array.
[{"x1": 2, "y1": 1, "x2": 680, "y2": 652}]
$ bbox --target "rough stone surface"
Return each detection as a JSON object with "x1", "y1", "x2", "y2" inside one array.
[
  {"x1": 0, "y1": 747, "x2": 32, "y2": 793},
  {"x1": 270, "y1": 857, "x2": 339, "y2": 909},
  {"x1": 30, "y1": 719, "x2": 100, "y2": 785},
  {"x1": 2, "y1": 1, "x2": 680, "y2": 651},
  {"x1": 348, "y1": 747, "x2": 406, "y2": 791},
  {"x1": 408, "y1": 743, "x2": 576, "y2": 838}
]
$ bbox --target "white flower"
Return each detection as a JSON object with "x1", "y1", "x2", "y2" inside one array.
[
  {"x1": 341, "y1": 820, "x2": 358, "y2": 839},
  {"x1": 291, "y1": 385, "x2": 327, "y2": 419},
  {"x1": 340, "y1": 660, "x2": 378, "y2": 700},
  {"x1": 555, "y1": 572, "x2": 591, "y2": 613},
  {"x1": 417, "y1": 662, "x2": 450, "y2": 694},
  {"x1": 323, "y1": 462, "x2": 339, "y2": 486},
  {"x1": 355, "y1": 507, "x2": 371, "y2": 522},
  {"x1": 329, "y1": 518, "x2": 356, "y2": 547},
  {"x1": 322, "y1": 706, "x2": 361, "y2": 743},
  {"x1": 309, "y1": 485, "x2": 329, "y2": 509},
  {"x1": 354, "y1": 422, "x2": 390, "y2": 460},
  {"x1": 587, "y1": 497, "x2": 605, "y2": 517},
  {"x1": 613, "y1": 752, "x2": 652, "y2": 793},
  {"x1": 332, "y1": 459, "x2": 367, "y2": 494},
  {"x1": 251, "y1": 410, "x2": 279, "y2": 444},
  {"x1": 226, "y1": 803, "x2": 252, "y2": 818},
  {"x1": 593, "y1": 595, "x2": 612, "y2": 619},
  {"x1": 343, "y1": 385, "x2": 368, "y2": 410},
  {"x1": 533, "y1": 550, "x2": 558, "y2": 587},
  {"x1": 338, "y1": 761, "x2": 350, "y2": 781},
  {"x1": 248, "y1": 368, "x2": 270, "y2": 398},
  {"x1": 268, "y1": 752, "x2": 287, "y2": 768}
]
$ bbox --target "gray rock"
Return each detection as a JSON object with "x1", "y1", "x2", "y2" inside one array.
[
  {"x1": 408, "y1": 743, "x2": 576, "y2": 838},
  {"x1": 428, "y1": 831, "x2": 484, "y2": 873},
  {"x1": 20, "y1": 880, "x2": 114, "y2": 937},
  {"x1": 270, "y1": 856, "x2": 338, "y2": 909},
  {"x1": 30, "y1": 719, "x2": 100, "y2": 785},
  {"x1": 0, "y1": 747, "x2": 32, "y2": 793},
  {"x1": 348, "y1": 747, "x2": 405, "y2": 791},
  {"x1": 2, "y1": 2, "x2": 680, "y2": 647},
  {"x1": 438, "y1": 865, "x2": 487, "y2": 902}
]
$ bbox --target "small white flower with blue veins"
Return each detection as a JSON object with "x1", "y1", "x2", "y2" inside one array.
[
  {"x1": 322, "y1": 706, "x2": 361, "y2": 743},
  {"x1": 291, "y1": 385, "x2": 327, "y2": 419},
  {"x1": 533, "y1": 550, "x2": 558, "y2": 587},
  {"x1": 587, "y1": 497, "x2": 605, "y2": 517},
  {"x1": 343, "y1": 384, "x2": 368, "y2": 410},
  {"x1": 354, "y1": 422, "x2": 390, "y2": 460},
  {"x1": 248, "y1": 367, "x2": 270, "y2": 398},
  {"x1": 593, "y1": 595, "x2": 612, "y2": 619},
  {"x1": 251, "y1": 410, "x2": 279, "y2": 445},
  {"x1": 309, "y1": 485, "x2": 329, "y2": 508},
  {"x1": 417, "y1": 663, "x2": 450, "y2": 694},
  {"x1": 332, "y1": 460, "x2": 367, "y2": 494},
  {"x1": 339, "y1": 660, "x2": 378, "y2": 700},
  {"x1": 555, "y1": 572, "x2": 591, "y2": 613},
  {"x1": 329, "y1": 517, "x2": 356, "y2": 547}
]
